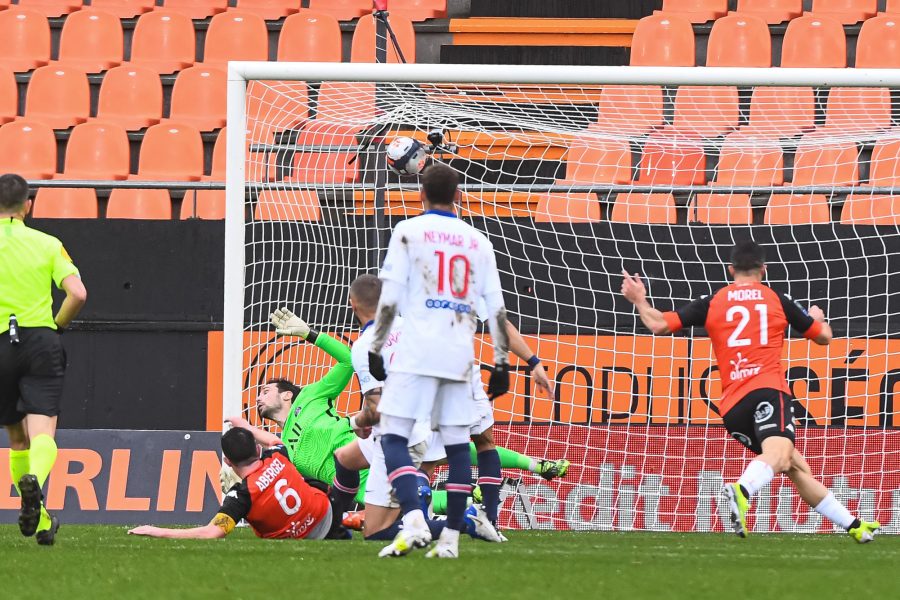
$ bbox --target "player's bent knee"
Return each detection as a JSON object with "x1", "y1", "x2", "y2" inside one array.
[
  {"x1": 471, "y1": 430, "x2": 495, "y2": 452},
  {"x1": 761, "y1": 436, "x2": 794, "y2": 473}
]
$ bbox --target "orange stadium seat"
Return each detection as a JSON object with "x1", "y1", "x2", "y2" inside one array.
[
  {"x1": 130, "y1": 10, "x2": 195, "y2": 74},
  {"x1": 595, "y1": 85, "x2": 664, "y2": 135},
  {"x1": 706, "y1": 13, "x2": 771, "y2": 67},
  {"x1": 765, "y1": 194, "x2": 830, "y2": 224},
  {"x1": 559, "y1": 138, "x2": 631, "y2": 184},
  {"x1": 87, "y1": 0, "x2": 154, "y2": 18},
  {"x1": 630, "y1": 13, "x2": 695, "y2": 66},
  {"x1": 694, "y1": 194, "x2": 753, "y2": 224},
  {"x1": 657, "y1": 0, "x2": 727, "y2": 23},
  {"x1": 809, "y1": 0, "x2": 876, "y2": 24},
  {"x1": 236, "y1": 0, "x2": 300, "y2": 20},
  {"x1": 638, "y1": 133, "x2": 706, "y2": 185},
  {"x1": 254, "y1": 190, "x2": 321, "y2": 221},
  {"x1": 307, "y1": 0, "x2": 369, "y2": 21},
  {"x1": 162, "y1": 0, "x2": 228, "y2": 20},
  {"x1": 856, "y1": 15, "x2": 900, "y2": 68},
  {"x1": 0, "y1": 67, "x2": 15, "y2": 124},
  {"x1": 868, "y1": 139, "x2": 900, "y2": 185},
  {"x1": 671, "y1": 85, "x2": 739, "y2": 138},
  {"x1": 610, "y1": 193, "x2": 677, "y2": 223},
  {"x1": 206, "y1": 127, "x2": 227, "y2": 180},
  {"x1": 96, "y1": 64, "x2": 162, "y2": 130},
  {"x1": 389, "y1": 0, "x2": 447, "y2": 21},
  {"x1": 534, "y1": 193, "x2": 600, "y2": 223},
  {"x1": 781, "y1": 15, "x2": 846, "y2": 67},
  {"x1": 57, "y1": 8, "x2": 123, "y2": 73},
  {"x1": 714, "y1": 134, "x2": 784, "y2": 186},
  {"x1": 841, "y1": 195, "x2": 900, "y2": 224},
  {"x1": 792, "y1": 138, "x2": 858, "y2": 186},
  {"x1": 0, "y1": 120, "x2": 56, "y2": 178},
  {"x1": 15, "y1": 0, "x2": 82, "y2": 18},
  {"x1": 107, "y1": 189, "x2": 172, "y2": 219},
  {"x1": 0, "y1": 9, "x2": 50, "y2": 72},
  {"x1": 135, "y1": 123, "x2": 204, "y2": 181},
  {"x1": 821, "y1": 87, "x2": 891, "y2": 134},
  {"x1": 169, "y1": 66, "x2": 226, "y2": 131},
  {"x1": 289, "y1": 152, "x2": 357, "y2": 184},
  {"x1": 316, "y1": 81, "x2": 378, "y2": 122},
  {"x1": 24, "y1": 64, "x2": 90, "y2": 129},
  {"x1": 742, "y1": 86, "x2": 815, "y2": 138},
  {"x1": 32, "y1": 188, "x2": 98, "y2": 218},
  {"x1": 887, "y1": 0, "x2": 900, "y2": 13},
  {"x1": 351, "y1": 14, "x2": 416, "y2": 63},
  {"x1": 734, "y1": 0, "x2": 802, "y2": 24},
  {"x1": 278, "y1": 11, "x2": 342, "y2": 62},
  {"x1": 180, "y1": 189, "x2": 225, "y2": 219},
  {"x1": 63, "y1": 121, "x2": 130, "y2": 180},
  {"x1": 246, "y1": 81, "x2": 308, "y2": 143},
  {"x1": 202, "y1": 10, "x2": 268, "y2": 67}
]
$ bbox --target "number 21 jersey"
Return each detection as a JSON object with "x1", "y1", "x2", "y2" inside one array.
[{"x1": 379, "y1": 209, "x2": 503, "y2": 381}]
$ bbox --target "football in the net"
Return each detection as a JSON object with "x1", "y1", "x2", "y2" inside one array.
[{"x1": 386, "y1": 136, "x2": 427, "y2": 176}]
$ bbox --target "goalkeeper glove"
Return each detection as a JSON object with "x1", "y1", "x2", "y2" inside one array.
[
  {"x1": 368, "y1": 351, "x2": 387, "y2": 382},
  {"x1": 220, "y1": 463, "x2": 242, "y2": 494},
  {"x1": 487, "y1": 363, "x2": 510, "y2": 400},
  {"x1": 270, "y1": 307, "x2": 310, "y2": 339}
]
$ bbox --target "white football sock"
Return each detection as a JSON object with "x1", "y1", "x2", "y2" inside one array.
[
  {"x1": 440, "y1": 527, "x2": 460, "y2": 545},
  {"x1": 814, "y1": 492, "x2": 856, "y2": 530},
  {"x1": 737, "y1": 460, "x2": 775, "y2": 497}
]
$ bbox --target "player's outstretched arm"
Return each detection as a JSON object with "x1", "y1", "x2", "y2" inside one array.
[
  {"x1": 225, "y1": 416, "x2": 282, "y2": 448},
  {"x1": 621, "y1": 271, "x2": 671, "y2": 335},
  {"x1": 128, "y1": 514, "x2": 232, "y2": 539},
  {"x1": 505, "y1": 320, "x2": 554, "y2": 397}
]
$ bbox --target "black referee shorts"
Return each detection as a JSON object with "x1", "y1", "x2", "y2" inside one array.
[
  {"x1": 0, "y1": 327, "x2": 67, "y2": 426},
  {"x1": 722, "y1": 388, "x2": 795, "y2": 455}
]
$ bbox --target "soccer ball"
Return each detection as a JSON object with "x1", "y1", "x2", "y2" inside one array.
[{"x1": 386, "y1": 136, "x2": 427, "y2": 176}]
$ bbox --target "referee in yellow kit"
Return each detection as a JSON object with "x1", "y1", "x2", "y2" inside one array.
[{"x1": 0, "y1": 174, "x2": 86, "y2": 545}]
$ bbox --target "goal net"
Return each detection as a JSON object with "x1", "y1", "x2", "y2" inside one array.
[{"x1": 224, "y1": 63, "x2": 900, "y2": 534}]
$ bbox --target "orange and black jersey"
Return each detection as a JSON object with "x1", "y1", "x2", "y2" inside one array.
[
  {"x1": 662, "y1": 281, "x2": 824, "y2": 416},
  {"x1": 218, "y1": 445, "x2": 330, "y2": 539}
]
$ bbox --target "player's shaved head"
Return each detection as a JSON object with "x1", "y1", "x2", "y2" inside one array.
[
  {"x1": 0, "y1": 173, "x2": 28, "y2": 210},
  {"x1": 221, "y1": 427, "x2": 259, "y2": 466},
  {"x1": 730, "y1": 240, "x2": 766, "y2": 273},
  {"x1": 421, "y1": 163, "x2": 459, "y2": 206},
  {"x1": 350, "y1": 274, "x2": 382, "y2": 312}
]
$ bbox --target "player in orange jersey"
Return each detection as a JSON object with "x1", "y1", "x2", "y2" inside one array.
[
  {"x1": 129, "y1": 427, "x2": 342, "y2": 540},
  {"x1": 621, "y1": 240, "x2": 879, "y2": 543}
]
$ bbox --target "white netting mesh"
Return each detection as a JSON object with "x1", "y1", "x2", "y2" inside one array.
[{"x1": 234, "y1": 77, "x2": 900, "y2": 533}]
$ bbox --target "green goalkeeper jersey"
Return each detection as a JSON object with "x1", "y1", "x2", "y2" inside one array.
[{"x1": 280, "y1": 331, "x2": 362, "y2": 491}]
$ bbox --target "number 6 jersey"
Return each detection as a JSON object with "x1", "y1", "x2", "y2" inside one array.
[
  {"x1": 379, "y1": 209, "x2": 504, "y2": 382},
  {"x1": 661, "y1": 281, "x2": 823, "y2": 416}
]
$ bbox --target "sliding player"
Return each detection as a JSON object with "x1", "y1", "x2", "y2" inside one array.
[
  {"x1": 368, "y1": 164, "x2": 511, "y2": 558},
  {"x1": 621, "y1": 240, "x2": 879, "y2": 543},
  {"x1": 129, "y1": 428, "x2": 340, "y2": 540}
]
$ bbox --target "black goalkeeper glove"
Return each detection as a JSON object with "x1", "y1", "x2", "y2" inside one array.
[
  {"x1": 368, "y1": 351, "x2": 387, "y2": 382},
  {"x1": 487, "y1": 363, "x2": 510, "y2": 400}
]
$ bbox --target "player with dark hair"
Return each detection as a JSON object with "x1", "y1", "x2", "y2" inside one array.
[
  {"x1": 129, "y1": 427, "x2": 339, "y2": 540},
  {"x1": 1, "y1": 173, "x2": 87, "y2": 545},
  {"x1": 621, "y1": 240, "x2": 880, "y2": 543}
]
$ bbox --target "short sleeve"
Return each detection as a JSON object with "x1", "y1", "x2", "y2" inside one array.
[
  {"x1": 665, "y1": 295, "x2": 712, "y2": 332},
  {"x1": 778, "y1": 293, "x2": 822, "y2": 339},
  {"x1": 379, "y1": 222, "x2": 411, "y2": 285},
  {"x1": 351, "y1": 340, "x2": 381, "y2": 394},
  {"x1": 218, "y1": 481, "x2": 252, "y2": 523},
  {"x1": 51, "y1": 242, "x2": 79, "y2": 288}
]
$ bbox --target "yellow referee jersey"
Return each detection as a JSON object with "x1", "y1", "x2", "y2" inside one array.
[{"x1": 0, "y1": 218, "x2": 79, "y2": 333}]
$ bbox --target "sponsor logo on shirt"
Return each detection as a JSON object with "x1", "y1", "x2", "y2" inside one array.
[
  {"x1": 424, "y1": 298, "x2": 472, "y2": 313},
  {"x1": 729, "y1": 352, "x2": 761, "y2": 381}
]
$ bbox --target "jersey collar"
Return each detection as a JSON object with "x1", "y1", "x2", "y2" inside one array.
[
  {"x1": 360, "y1": 319, "x2": 374, "y2": 334},
  {"x1": 424, "y1": 209, "x2": 456, "y2": 218}
]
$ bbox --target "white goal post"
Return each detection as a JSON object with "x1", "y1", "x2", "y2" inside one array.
[{"x1": 225, "y1": 62, "x2": 900, "y2": 533}]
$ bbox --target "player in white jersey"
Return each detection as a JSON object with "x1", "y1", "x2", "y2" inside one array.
[{"x1": 369, "y1": 164, "x2": 511, "y2": 558}]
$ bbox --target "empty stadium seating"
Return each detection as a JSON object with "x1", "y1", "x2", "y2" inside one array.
[
  {"x1": 534, "y1": 193, "x2": 600, "y2": 223},
  {"x1": 24, "y1": 64, "x2": 90, "y2": 129},
  {"x1": 0, "y1": 68, "x2": 15, "y2": 124},
  {"x1": 610, "y1": 193, "x2": 677, "y2": 223},
  {"x1": 595, "y1": 85, "x2": 664, "y2": 135},
  {"x1": 781, "y1": 15, "x2": 846, "y2": 67},
  {"x1": 735, "y1": 0, "x2": 802, "y2": 24},
  {"x1": 670, "y1": 85, "x2": 739, "y2": 138},
  {"x1": 135, "y1": 123, "x2": 204, "y2": 181},
  {"x1": 559, "y1": 139, "x2": 632, "y2": 184},
  {"x1": 168, "y1": 66, "x2": 227, "y2": 131},
  {"x1": 63, "y1": 121, "x2": 130, "y2": 180},
  {"x1": 638, "y1": 134, "x2": 706, "y2": 185},
  {"x1": 254, "y1": 190, "x2": 321, "y2": 221},
  {"x1": 855, "y1": 15, "x2": 900, "y2": 68},
  {"x1": 89, "y1": 0, "x2": 155, "y2": 19},
  {"x1": 96, "y1": 64, "x2": 163, "y2": 130},
  {"x1": 236, "y1": 0, "x2": 300, "y2": 21},
  {"x1": 868, "y1": 139, "x2": 900, "y2": 185},
  {"x1": 307, "y1": 0, "x2": 369, "y2": 21},
  {"x1": 714, "y1": 134, "x2": 784, "y2": 186},
  {"x1": 694, "y1": 194, "x2": 753, "y2": 224},
  {"x1": 765, "y1": 194, "x2": 831, "y2": 224},
  {"x1": 130, "y1": 10, "x2": 195, "y2": 74},
  {"x1": 706, "y1": 13, "x2": 771, "y2": 67},
  {"x1": 33, "y1": 188, "x2": 99, "y2": 218},
  {"x1": 16, "y1": 0, "x2": 82, "y2": 19},
  {"x1": 809, "y1": 0, "x2": 877, "y2": 25},
  {"x1": 742, "y1": 86, "x2": 815, "y2": 138},
  {"x1": 351, "y1": 14, "x2": 417, "y2": 63},
  {"x1": 657, "y1": 0, "x2": 728, "y2": 23},
  {"x1": 0, "y1": 9, "x2": 50, "y2": 72},
  {"x1": 792, "y1": 138, "x2": 859, "y2": 186},
  {"x1": 278, "y1": 12, "x2": 342, "y2": 62},
  {"x1": 162, "y1": 0, "x2": 228, "y2": 20},
  {"x1": 57, "y1": 8, "x2": 123, "y2": 73},
  {"x1": 107, "y1": 189, "x2": 173, "y2": 219},
  {"x1": 203, "y1": 10, "x2": 269, "y2": 67},
  {"x1": 630, "y1": 13, "x2": 695, "y2": 66},
  {"x1": 821, "y1": 87, "x2": 892, "y2": 134},
  {"x1": 0, "y1": 120, "x2": 56, "y2": 179},
  {"x1": 841, "y1": 195, "x2": 900, "y2": 224}
]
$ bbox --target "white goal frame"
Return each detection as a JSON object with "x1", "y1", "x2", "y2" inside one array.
[{"x1": 223, "y1": 61, "x2": 900, "y2": 424}]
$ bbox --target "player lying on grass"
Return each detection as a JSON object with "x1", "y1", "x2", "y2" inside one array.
[
  {"x1": 622, "y1": 240, "x2": 879, "y2": 543},
  {"x1": 129, "y1": 427, "x2": 344, "y2": 540},
  {"x1": 224, "y1": 315, "x2": 368, "y2": 507}
]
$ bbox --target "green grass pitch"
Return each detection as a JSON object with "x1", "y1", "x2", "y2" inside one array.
[{"x1": 0, "y1": 526, "x2": 896, "y2": 599}]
